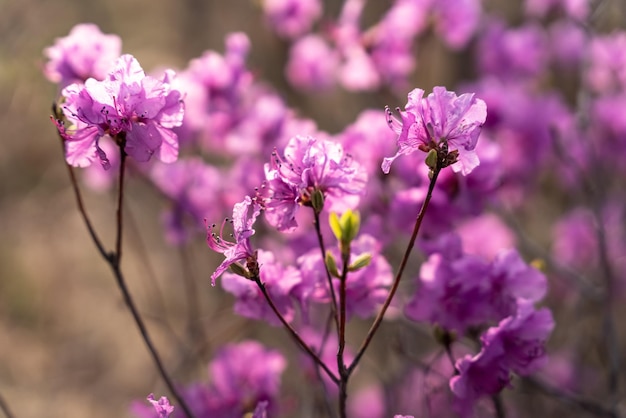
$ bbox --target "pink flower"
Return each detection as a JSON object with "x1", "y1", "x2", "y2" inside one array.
[
  {"x1": 43, "y1": 23, "x2": 121, "y2": 88},
  {"x1": 146, "y1": 394, "x2": 174, "y2": 418},
  {"x1": 259, "y1": 135, "x2": 367, "y2": 232},
  {"x1": 286, "y1": 34, "x2": 338, "y2": 91},
  {"x1": 221, "y1": 250, "x2": 302, "y2": 325},
  {"x1": 55, "y1": 54, "x2": 184, "y2": 168},
  {"x1": 207, "y1": 196, "x2": 262, "y2": 285},
  {"x1": 261, "y1": 0, "x2": 322, "y2": 39},
  {"x1": 383, "y1": 87, "x2": 487, "y2": 175},
  {"x1": 450, "y1": 301, "x2": 554, "y2": 416}
]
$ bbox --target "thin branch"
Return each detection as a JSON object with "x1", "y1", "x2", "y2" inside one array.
[
  {"x1": 337, "y1": 249, "x2": 351, "y2": 418},
  {"x1": 53, "y1": 121, "x2": 196, "y2": 418},
  {"x1": 113, "y1": 151, "x2": 127, "y2": 262},
  {"x1": 348, "y1": 166, "x2": 441, "y2": 375},
  {"x1": 0, "y1": 392, "x2": 15, "y2": 418},
  {"x1": 525, "y1": 376, "x2": 618, "y2": 418},
  {"x1": 252, "y1": 276, "x2": 340, "y2": 384},
  {"x1": 492, "y1": 394, "x2": 506, "y2": 418},
  {"x1": 313, "y1": 210, "x2": 340, "y2": 336}
]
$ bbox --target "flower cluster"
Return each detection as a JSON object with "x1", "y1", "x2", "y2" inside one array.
[
  {"x1": 54, "y1": 54, "x2": 184, "y2": 168},
  {"x1": 42, "y1": 0, "x2": 626, "y2": 414},
  {"x1": 258, "y1": 135, "x2": 367, "y2": 231}
]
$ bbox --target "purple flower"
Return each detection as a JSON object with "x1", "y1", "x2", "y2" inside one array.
[
  {"x1": 56, "y1": 54, "x2": 184, "y2": 168},
  {"x1": 150, "y1": 158, "x2": 223, "y2": 244},
  {"x1": 586, "y1": 32, "x2": 626, "y2": 94},
  {"x1": 221, "y1": 250, "x2": 302, "y2": 325},
  {"x1": 405, "y1": 235, "x2": 548, "y2": 333},
  {"x1": 43, "y1": 23, "x2": 121, "y2": 88},
  {"x1": 404, "y1": 248, "x2": 493, "y2": 334},
  {"x1": 450, "y1": 301, "x2": 554, "y2": 416},
  {"x1": 260, "y1": 135, "x2": 367, "y2": 232},
  {"x1": 132, "y1": 341, "x2": 285, "y2": 418},
  {"x1": 178, "y1": 32, "x2": 252, "y2": 147},
  {"x1": 261, "y1": 0, "x2": 323, "y2": 39},
  {"x1": 210, "y1": 341, "x2": 286, "y2": 402},
  {"x1": 477, "y1": 19, "x2": 549, "y2": 80},
  {"x1": 524, "y1": 0, "x2": 590, "y2": 21},
  {"x1": 286, "y1": 34, "x2": 338, "y2": 91},
  {"x1": 456, "y1": 214, "x2": 516, "y2": 261},
  {"x1": 207, "y1": 196, "x2": 261, "y2": 285},
  {"x1": 383, "y1": 87, "x2": 487, "y2": 175},
  {"x1": 146, "y1": 394, "x2": 174, "y2": 418},
  {"x1": 252, "y1": 401, "x2": 269, "y2": 418},
  {"x1": 431, "y1": 0, "x2": 481, "y2": 49},
  {"x1": 295, "y1": 234, "x2": 392, "y2": 320}
]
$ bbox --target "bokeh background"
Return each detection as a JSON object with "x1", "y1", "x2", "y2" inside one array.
[{"x1": 1, "y1": 0, "x2": 626, "y2": 417}]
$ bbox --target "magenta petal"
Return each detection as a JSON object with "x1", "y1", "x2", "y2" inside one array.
[
  {"x1": 64, "y1": 126, "x2": 102, "y2": 168},
  {"x1": 125, "y1": 122, "x2": 162, "y2": 162},
  {"x1": 156, "y1": 125, "x2": 179, "y2": 163}
]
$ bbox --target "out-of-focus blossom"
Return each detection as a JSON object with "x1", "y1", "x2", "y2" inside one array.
[
  {"x1": 44, "y1": 23, "x2": 121, "y2": 88},
  {"x1": 133, "y1": 341, "x2": 285, "y2": 418},
  {"x1": 348, "y1": 385, "x2": 386, "y2": 418},
  {"x1": 146, "y1": 394, "x2": 174, "y2": 418},
  {"x1": 450, "y1": 302, "x2": 554, "y2": 417},
  {"x1": 525, "y1": 0, "x2": 590, "y2": 21},
  {"x1": 252, "y1": 401, "x2": 269, "y2": 418},
  {"x1": 456, "y1": 213, "x2": 516, "y2": 261},
  {"x1": 552, "y1": 203, "x2": 626, "y2": 282},
  {"x1": 548, "y1": 20, "x2": 586, "y2": 68},
  {"x1": 586, "y1": 32, "x2": 626, "y2": 94},
  {"x1": 286, "y1": 34, "x2": 338, "y2": 91},
  {"x1": 221, "y1": 250, "x2": 302, "y2": 325},
  {"x1": 295, "y1": 234, "x2": 392, "y2": 320},
  {"x1": 150, "y1": 158, "x2": 222, "y2": 244},
  {"x1": 431, "y1": 0, "x2": 481, "y2": 49},
  {"x1": 366, "y1": 0, "x2": 427, "y2": 89},
  {"x1": 55, "y1": 54, "x2": 184, "y2": 168},
  {"x1": 406, "y1": 235, "x2": 547, "y2": 333},
  {"x1": 177, "y1": 33, "x2": 253, "y2": 149},
  {"x1": 477, "y1": 19, "x2": 549, "y2": 80},
  {"x1": 259, "y1": 135, "x2": 367, "y2": 232},
  {"x1": 261, "y1": 0, "x2": 322, "y2": 39},
  {"x1": 210, "y1": 341, "x2": 286, "y2": 410},
  {"x1": 383, "y1": 87, "x2": 487, "y2": 175},
  {"x1": 299, "y1": 329, "x2": 354, "y2": 394},
  {"x1": 207, "y1": 196, "x2": 261, "y2": 285}
]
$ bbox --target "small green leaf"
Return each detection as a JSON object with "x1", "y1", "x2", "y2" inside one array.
[
  {"x1": 229, "y1": 262, "x2": 251, "y2": 279},
  {"x1": 325, "y1": 251, "x2": 340, "y2": 278},
  {"x1": 311, "y1": 189, "x2": 325, "y2": 214},
  {"x1": 348, "y1": 253, "x2": 372, "y2": 271},
  {"x1": 329, "y1": 212, "x2": 342, "y2": 242}
]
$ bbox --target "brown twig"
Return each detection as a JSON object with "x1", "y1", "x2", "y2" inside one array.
[{"x1": 348, "y1": 166, "x2": 441, "y2": 375}]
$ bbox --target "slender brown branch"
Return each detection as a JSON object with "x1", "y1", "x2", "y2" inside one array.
[
  {"x1": 114, "y1": 151, "x2": 127, "y2": 262},
  {"x1": 53, "y1": 122, "x2": 196, "y2": 417},
  {"x1": 337, "y1": 249, "x2": 350, "y2": 418},
  {"x1": 56, "y1": 133, "x2": 107, "y2": 260},
  {"x1": 252, "y1": 276, "x2": 340, "y2": 384},
  {"x1": 348, "y1": 166, "x2": 441, "y2": 375},
  {"x1": 524, "y1": 376, "x2": 618, "y2": 418},
  {"x1": 313, "y1": 210, "x2": 340, "y2": 336},
  {"x1": 0, "y1": 392, "x2": 15, "y2": 418},
  {"x1": 492, "y1": 394, "x2": 506, "y2": 418},
  {"x1": 594, "y1": 210, "x2": 620, "y2": 412}
]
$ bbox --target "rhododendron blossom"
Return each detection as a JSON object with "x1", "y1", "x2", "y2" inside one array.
[
  {"x1": 55, "y1": 54, "x2": 184, "y2": 168},
  {"x1": 207, "y1": 196, "x2": 261, "y2": 285},
  {"x1": 43, "y1": 23, "x2": 121, "y2": 87},
  {"x1": 383, "y1": 86, "x2": 487, "y2": 175},
  {"x1": 259, "y1": 135, "x2": 367, "y2": 231}
]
